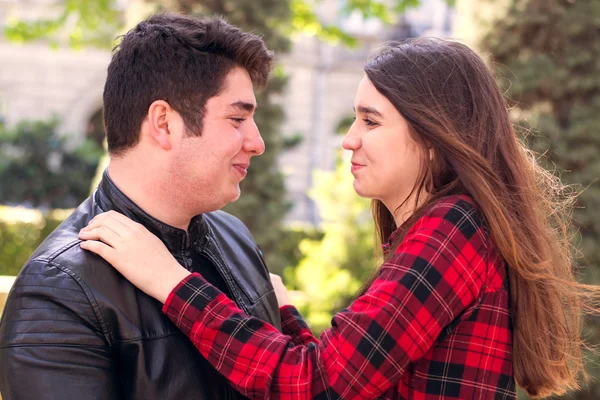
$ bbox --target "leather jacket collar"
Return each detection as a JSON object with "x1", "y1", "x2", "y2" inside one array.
[{"x1": 95, "y1": 170, "x2": 206, "y2": 253}]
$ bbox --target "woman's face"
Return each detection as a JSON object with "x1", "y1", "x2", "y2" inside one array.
[{"x1": 342, "y1": 75, "x2": 425, "y2": 215}]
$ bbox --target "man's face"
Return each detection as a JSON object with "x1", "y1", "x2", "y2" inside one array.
[{"x1": 167, "y1": 67, "x2": 264, "y2": 215}]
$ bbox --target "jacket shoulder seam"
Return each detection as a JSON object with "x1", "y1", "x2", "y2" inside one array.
[
  {"x1": 42, "y1": 239, "x2": 83, "y2": 262},
  {"x1": 31, "y1": 258, "x2": 113, "y2": 347}
]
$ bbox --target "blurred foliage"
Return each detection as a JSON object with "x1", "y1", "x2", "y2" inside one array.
[
  {"x1": 3, "y1": 0, "x2": 453, "y2": 49},
  {"x1": 274, "y1": 225, "x2": 324, "y2": 277},
  {"x1": 0, "y1": 202, "x2": 318, "y2": 277},
  {"x1": 4, "y1": 0, "x2": 124, "y2": 49},
  {"x1": 289, "y1": 155, "x2": 376, "y2": 334},
  {"x1": 477, "y1": 0, "x2": 600, "y2": 398},
  {"x1": 289, "y1": 0, "x2": 356, "y2": 46},
  {"x1": 334, "y1": 114, "x2": 356, "y2": 135},
  {"x1": 0, "y1": 119, "x2": 103, "y2": 209},
  {"x1": 0, "y1": 206, "x2": 70, "y2": 276}
]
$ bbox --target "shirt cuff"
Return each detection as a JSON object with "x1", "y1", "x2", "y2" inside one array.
[
  {"x1": 280, "y1": 305, "x2": 310, "y2": 336},
  {"x1": 162, "y1": 272, "x2": 222, "y2": 337}
]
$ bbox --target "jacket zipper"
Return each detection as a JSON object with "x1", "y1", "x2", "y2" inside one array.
[
  {"x1": 199, "y1": 240, "x2": 252, "y2": 316},
  {"x1": 200, "y1": 242, "x2": 250, "y2": 400}
]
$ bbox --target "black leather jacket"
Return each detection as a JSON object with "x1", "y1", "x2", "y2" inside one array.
[{"x1": 0, "y1": 172, "x2": 281, "y2": 399}]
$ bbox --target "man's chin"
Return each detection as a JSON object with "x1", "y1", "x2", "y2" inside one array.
[
  {"x1": 227, "y1": 187, "x2": 242, "y2": 203},
  {"x1": 205, "y1": 186, "x2": 241, "y2": 212}
]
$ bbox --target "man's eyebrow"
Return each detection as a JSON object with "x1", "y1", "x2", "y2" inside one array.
[
  {"x1": 354, "y1": 105, "x2": 383, "y2": 118},
  {"x1": 229, "y1": 101, "x2": 257, "y2": 113}
]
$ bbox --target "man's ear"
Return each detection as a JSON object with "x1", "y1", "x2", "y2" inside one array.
[{"x1": 147, "y1": 100, "x2": 174, "y2": 151}]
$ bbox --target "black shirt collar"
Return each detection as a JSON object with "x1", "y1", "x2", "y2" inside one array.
[{"x1": 95, "y1": 170, "x2": 207, "y2": 253}]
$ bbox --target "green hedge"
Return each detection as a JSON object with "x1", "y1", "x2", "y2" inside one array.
[
  {"x1": 0, "y1": 205, "x2": 321, "y2": 278},
  {"x1": 0, "y1": 206, "x2": 71, "y2": 276}
]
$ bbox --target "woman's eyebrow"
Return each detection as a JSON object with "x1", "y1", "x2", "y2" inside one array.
[{"x1": 354, "y1": 105, "x2": 383, "y2": 118}]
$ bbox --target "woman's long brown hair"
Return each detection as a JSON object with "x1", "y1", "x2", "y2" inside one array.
[{"x1": 361, "y1": 38, "x2": 598, "y2": 398}]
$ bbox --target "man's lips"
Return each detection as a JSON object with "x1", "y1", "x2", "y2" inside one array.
[{"x1": 233, "y1": 163, "x2": 249, "y2": 177}]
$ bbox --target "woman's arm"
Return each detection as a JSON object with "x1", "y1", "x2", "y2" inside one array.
[
  {"x1": 268, "y1": 273, "x2": 318, "y2": 346},
  {"x1": 279, "y1": 305, "x2": 319, "y2": 347},
  {"x1": 80, "y1": 197, "x2": 489, "y2": 400}
]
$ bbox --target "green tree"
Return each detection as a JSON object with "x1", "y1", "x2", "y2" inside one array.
[
  {"x1": 475, "y1": 0, "x2": 600, "y2": 398},
  {"x1": 0, "y1": 119, "x2": 103, "y2": 209},
  {"x1": 4, "y1": 0, "x2": 123, "y2": 49},
  {"x1": 289, "y1": 155, "x2": 376, "y2": 334},
  {"x1": 3, "y1": 0, "x2": 455, "y2": 49}
]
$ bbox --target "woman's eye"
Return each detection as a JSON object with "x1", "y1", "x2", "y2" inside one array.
[{"x1": 363, "y1": 118, "x2": 378, "y2": 126}]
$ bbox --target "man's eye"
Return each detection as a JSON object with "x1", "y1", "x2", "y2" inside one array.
[{"x1": 231, "y1": 118, "x2": 246, "y2": 123}]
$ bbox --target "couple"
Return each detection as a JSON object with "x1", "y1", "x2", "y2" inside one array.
[{"x1": 0, "y1": 12, "x2": 593, "y2": 400}]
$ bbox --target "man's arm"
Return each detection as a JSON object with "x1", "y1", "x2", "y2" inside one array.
[{"x1": 0, "y1": 260, "x2": 120, "y2": 399}]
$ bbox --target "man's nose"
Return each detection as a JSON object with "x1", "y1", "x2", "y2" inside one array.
[{"x1": 244, "y1": 121, "x2": 265, "y2": 156}]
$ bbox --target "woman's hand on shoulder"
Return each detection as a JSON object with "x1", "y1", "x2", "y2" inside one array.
[{"x1": 78, "y1": 210, "x2": 191, "y2": 303}]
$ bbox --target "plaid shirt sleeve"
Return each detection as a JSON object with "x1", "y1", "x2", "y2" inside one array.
[
  {"x1": 163, "y1": 196, "x2": 489, "y2": 400},
  {"x1": 279, "y1": 305, "x2": 318, "y2": 347}
]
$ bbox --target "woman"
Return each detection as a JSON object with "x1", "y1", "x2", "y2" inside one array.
[{"x1": 79, "y1": 38, "x2": 597, "y2": 399}]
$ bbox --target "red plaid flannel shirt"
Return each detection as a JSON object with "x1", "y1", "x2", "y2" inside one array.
[{"x1": 163, "y1": 195, "x2": 516, "y2": 399}]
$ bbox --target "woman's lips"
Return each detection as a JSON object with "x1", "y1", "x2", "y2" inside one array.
[{"x1": 351, "y1": 162, "x2": 365, "y2": 172}]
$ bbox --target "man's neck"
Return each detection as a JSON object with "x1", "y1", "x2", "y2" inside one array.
[{"x1": 107, "y1": 161, "x2": 191, "y2": 231}]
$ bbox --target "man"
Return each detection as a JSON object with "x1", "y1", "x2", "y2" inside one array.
[{"x1": 0, "y1": 13, "x2": 280, "y2": 399}]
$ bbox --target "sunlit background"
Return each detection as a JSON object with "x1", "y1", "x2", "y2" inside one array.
[{"x1": 0, "y1": 1, "x2": 599, "y2": 398}]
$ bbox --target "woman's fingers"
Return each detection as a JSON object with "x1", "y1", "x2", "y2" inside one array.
[
  {"x1": 82, "y1": 211, "x2": 134, "y2": 234},
  {"x1": 78, "y1": 210, "x2": 192, "y2": 304},
  {"x1": 79, "y1": 239, "x2": 117, "y2": 265},
  {"x1": 82, "y1": 211, "x2": 130, "y2": 236},
  {"x1": 79, "y1": 225, "x2": 122, "y2": 249},
  {"x1": 268, "y1": 273, "x2": 291, "y2": 307},
  {"x1": 269, "y1": 273, "x2": 282, "y2": 284}
]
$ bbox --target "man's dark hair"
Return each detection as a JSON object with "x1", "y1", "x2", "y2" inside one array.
[{"x1": 103, "y1": 13, "x2": 274, "y2": 155}]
